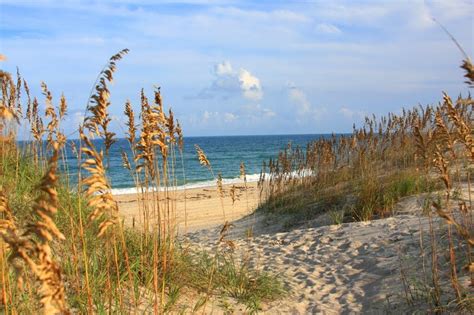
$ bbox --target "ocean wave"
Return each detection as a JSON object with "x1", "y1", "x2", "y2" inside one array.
[
  {"x1": 110, "y1": 169, "x2": 315, "y2": 195},
  {"x1": 110, "y1": 173, "x2": 265, "y2": 195}
]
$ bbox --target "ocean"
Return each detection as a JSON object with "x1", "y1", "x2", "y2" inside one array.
[{"x1": 61, "y1": 134, "x2": 332, "y2": 194}]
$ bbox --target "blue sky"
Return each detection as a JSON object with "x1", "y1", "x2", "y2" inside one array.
[{"x1": 1, "y1": 0, "x2": 473, "y2": 137}]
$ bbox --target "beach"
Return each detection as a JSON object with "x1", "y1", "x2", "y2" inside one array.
[
  {"x1": 2, "y1": 7, "x2": 472, "y2": 312},
  {"x1": 116, "y1": 181, "x2": 260, "y2": 233},
  {"x1": 183, "y1": 190, "x2": 472, "y2": 313},
  {"x1": 114, "y1": 179, "x2": 473, "y2": 313}
]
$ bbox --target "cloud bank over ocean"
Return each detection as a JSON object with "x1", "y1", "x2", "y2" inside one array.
[{"x1": 2, "y1": 0, "x2": 472, "y2": 138}]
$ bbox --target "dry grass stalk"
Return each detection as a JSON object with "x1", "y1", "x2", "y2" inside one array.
[
  {"x1": 79, "y1": 127, "x2": 119, "y2": 237},
  {"x1": 24, "y1": 79, "x2": 31, "y2": 122},
  {"x1": 84, "y1": 48, "x2": 129, "y2": 159},
  {"x1": 195, "y1": 144, "x2": 211, "y2": 170},
  {"x1": 135, "y1": 88, "x2": 168, "y2": 178},
  {"x1": 124, "y1": 100, "x2": 136, "y2": 146},
  {"x1": 255, "y1": 57, "x2": 473, "y2": 310},
  {"x1": 230, "y1": 185, "x2": 237, "y2": 205},
  {"x1": 0, "y1": 70, "x2": 20, "y2": 124},
  {"x1": 1, "y1": 142, "x2": 70, "y2": 314},
  {"x1": 27, "y1": 142, "x2": 69, "y2": 314},
  {"x1": 461, "y1": 58, "x2": 474, "y2": 87},
  {"x1": 0, "y1": 189, "x2": 25, "y2": 307},
  {"x1": 217, "y1": 173, "x2": 224, "y2": 198},
  {"x1": 121, "y1": 150, "x2": 132, "y2": 171},
  {"x1": 176, "y1": 120, "x2": 183, "y2": 152}
]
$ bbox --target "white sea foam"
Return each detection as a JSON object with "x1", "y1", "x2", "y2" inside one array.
[
  {"x1": 110, "y1": 173, "x2": 265, "y2": 195},
  {"x1": 110, "y1": 169, "x2": 315, "y2": 195}
]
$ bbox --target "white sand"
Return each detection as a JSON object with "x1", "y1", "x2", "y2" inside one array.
[
  {"x1": 117, "y1": 184, "x2": 472, "y2": 313},
  {"x1": 185, "y1": 193, "x2": 471, "y2": 314}
]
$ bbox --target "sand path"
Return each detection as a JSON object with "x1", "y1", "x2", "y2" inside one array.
[{"x1": 185, "y1": 196, "x2": 453, "y2": 314}]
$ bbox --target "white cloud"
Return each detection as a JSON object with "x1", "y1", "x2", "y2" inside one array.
[
  {"x1": 238, "y1": 69, "x2": 263, "y2": 101},
  {"x1": 315, "y1": 23, "x2": 342, "y2": 35},
  {"x1": 201, "y1": 110, "x2": 238, "y2": 124},
  {"x1": 198, "y1": 61, "x2": 263, "y2": 101},
  {"x1": 339, "y1": 107, "x2": 353, "y2": 119},
  {"x1": 339, "y1": 107, "x2": 366, "y2": 120},
  {"x1": 211, "y1": 7, "x2": 309, "y2": 23},
  {"x1": 428, "y1": 0, "x2": 473, "y2": 20},
  {"x1": 262, "y1": 107, "x2": 276, "y2": 118},
  {"x1": 3, "y1": 0, "x2": 472, "y2": 137},
  {"x1": 69, "y1": 111, "x2": 85, "y2": 127},
  {"x1": 287, "y1": 83, "x2": 326, "y2": 121},
  {"x1": 215, "y1": 60, "x2": 233, "y2": 76},
  {"x1": 240, "y1": 104, "x2": 276, "y2": 119},
  {"x1": 223, "y1": 112, "x2": 238, "y2": 122},
  {"x1": 202, "y1": 110, "x2": 218, "y2": 122},
  {"x1": 288, "y1": 84, "x2": 311, "y2": 114}
]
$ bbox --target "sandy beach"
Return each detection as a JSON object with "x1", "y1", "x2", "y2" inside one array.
[
  {"x1": 116, "y1": 181, "x2": 261, "y2": 233},
  {"x1": 114, "y1": 183, "x2": 473, "y2": 313},
  {"x1": 184, "y1": 192, "x2": 473, "y2": 313}
]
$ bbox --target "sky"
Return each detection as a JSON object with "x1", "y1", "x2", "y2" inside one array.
[{"x1": 1, "y1": 0, "x2": 473, "y2": 137}]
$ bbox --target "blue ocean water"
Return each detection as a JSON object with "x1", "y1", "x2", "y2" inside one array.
[{"x1": 62, "y1": 134, "x2": 333, "y2": 194}]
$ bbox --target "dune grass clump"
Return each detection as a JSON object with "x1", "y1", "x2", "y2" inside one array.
[
  {"x1": 257, "y1": 58, "x2": 473, "y2": 311},
  {"x1": 257, "y1": 111, "x2": 440, "y2": 223},
  {"x1": 406, "y1": 62, "x2": 473, "y2": 312}
]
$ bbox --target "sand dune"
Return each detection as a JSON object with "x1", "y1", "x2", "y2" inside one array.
[{"x1": 116, "y1": 185, "x2": 471, "y2": 313}]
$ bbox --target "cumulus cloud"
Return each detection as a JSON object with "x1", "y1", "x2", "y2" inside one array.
[
  {"x1": 197, "y1": 61, "x2": 263, "y2": 101},
  {"x1": 4, "y1": 0, "x2": 472, "y2": 137},
  {"x1": 215, "y1": 60, "x2": 233, "y2": 76},
  {"x1": 238, "y1": 69, "x2": 263, "y2": 101}
]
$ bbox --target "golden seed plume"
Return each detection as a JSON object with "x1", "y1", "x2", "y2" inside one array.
[
  {"x1": 79, "y1": 127, "x2": 119, "y2": 238},
  {"x1": 195, "y1": 144, "x2": 210, "y2": 169},
  {"x1": 124, "y1": 100, "x2": 136, "y2": 145},
  {"x1": 121, "y1": 150, "x2": 132, "y2": 170},
  {"x1": 176, "y1": 120, "x2": 184, "y2": 151},
  {"x1": 84, "y1": 49, "x2": 129, "y2": 158},
  {"x1": 229, "y1": 185, "x2": 238, "y2": 205}
]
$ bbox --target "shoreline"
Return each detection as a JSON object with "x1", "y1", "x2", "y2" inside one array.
[
  {"x1": 111, "y1": 176, "x2": 261, "y2": 195},
  {"x1": 116, "y1": 181, "x2": 261, "y2": 233}
]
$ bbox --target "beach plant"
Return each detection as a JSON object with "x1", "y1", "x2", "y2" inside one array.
[
  {"x1": 329, "y1": 208, "x2": 345, "y2": 225},
  {"x1": 255, "y1": 56, "x2": 473, "y2": 311}
]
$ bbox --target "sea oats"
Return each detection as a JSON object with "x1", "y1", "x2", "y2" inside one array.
[{"x1": 195, "y1": 145, "x2": 210, "y2": 169}]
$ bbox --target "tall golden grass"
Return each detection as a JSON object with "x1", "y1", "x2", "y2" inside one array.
[
  {"x1": 258, "y1": 59, "x2": 473, "y2": 311},
  {"x1": 0, "y1": 44, "x2": 471, "y2": 313},
  {"x1": 0, "y1": 50, "x2": 283, "y2": 314}
]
